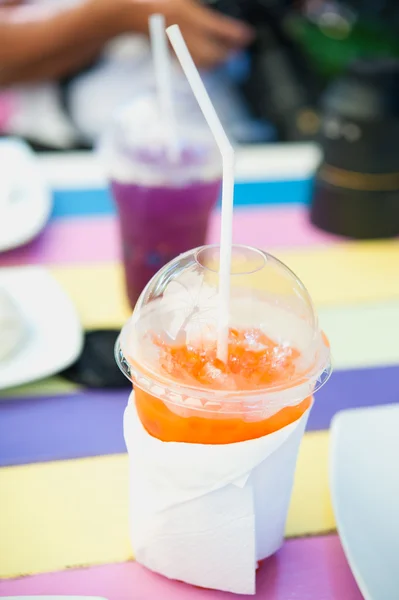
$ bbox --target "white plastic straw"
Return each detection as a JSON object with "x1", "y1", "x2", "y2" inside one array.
[
  {"x1": 149, "y1": 14, "x2": 180, "y2": 161},
  {"x1": 166, "y1": 24, "x2": 234, "y2": 363}
]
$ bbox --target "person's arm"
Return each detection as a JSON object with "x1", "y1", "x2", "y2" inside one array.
[
  {"x1": 0, "y1": 0, "x2": 254, "y2": 85},
  {"x1": 0, "y1": 0, "x2": 124, "y2": 85},
  {"x1": 1, "y1": 43, "x2": 104, "y2": 85}
]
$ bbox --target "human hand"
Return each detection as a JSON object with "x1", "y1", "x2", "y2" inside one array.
[{"x1": 118, "y1": 0, "x2": 255, "y2": 68}]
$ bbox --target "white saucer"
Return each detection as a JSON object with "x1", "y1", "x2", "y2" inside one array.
[
  {"x1": 0, "y1": 138, "x2": 52, "y2": 253},
  {"x1": 0, "y1": 267, "x2": 83, "y2": 391},
  {"x1": 330, "y1": 404, "x2": 399, "y2": 600}
]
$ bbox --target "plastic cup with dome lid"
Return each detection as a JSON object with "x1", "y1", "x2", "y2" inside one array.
[{"x1": 116, "y1": 244, "x2": 331, "y2": 444}]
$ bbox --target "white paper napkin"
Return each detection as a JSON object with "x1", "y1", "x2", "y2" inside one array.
[{"x1": 124, "y1": 394, "x2": 310, "y2": 595}]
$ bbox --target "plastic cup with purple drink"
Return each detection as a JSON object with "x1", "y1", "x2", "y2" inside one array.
[{"x1": 102, "y1": 95, "x2": 222, "y2": 308}]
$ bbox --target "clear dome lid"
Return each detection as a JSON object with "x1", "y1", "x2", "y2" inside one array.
[
  {"x1": 116, "y1": 245, "x2": 331, "y2": 411},
  {"x1": 100, "y1": 92, "x2": 222, "y2": 187}
]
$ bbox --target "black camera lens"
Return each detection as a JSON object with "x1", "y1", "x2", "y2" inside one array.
[{"x1": 310, "y1": 59, "x2": 399, "y2": 239}]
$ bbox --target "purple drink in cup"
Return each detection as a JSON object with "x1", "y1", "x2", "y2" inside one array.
[{"x1": 103, "y1": 97, "x2": 222, "y2": 308}]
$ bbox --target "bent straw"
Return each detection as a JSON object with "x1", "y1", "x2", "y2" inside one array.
[{"x1": 166, "y1": 24, "x2": 234, "y2": 363}]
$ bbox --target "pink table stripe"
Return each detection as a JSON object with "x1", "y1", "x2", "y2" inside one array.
[
  {"x1": 211, "y1": 205, "x2": 340, "y2": 250},
  {"x1": 0, "y1": 207, "x2": 339, "y2": 267},
  {"x1": 0, "y1": 535, "x2": 362, "y2": 600},
  {"x1": 0, "y1": 216, "x2": 119, "y2": 267}
]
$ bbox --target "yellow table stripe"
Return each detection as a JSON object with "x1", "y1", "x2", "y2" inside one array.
[
  {"x1": 287, "y1": 431, "x2": 334, "y2": 537},
  {"x1": 279, "y1": 240, "x2": 399, "y2": 306},
  {"x1": 51, "y1": 264, "x2": 130, "y2": 330},
  {"x1": 0, "y1": 431, "x2": 333, "y2": 578},
  {"x1": 0, "y1": 454, "x2": 132, "y2": 578},
  {"x1": 49, "y1": 241, "x2": 399, "y2": 331}
]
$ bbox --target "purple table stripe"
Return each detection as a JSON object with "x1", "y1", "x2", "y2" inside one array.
[
  {"x1": 309, "y1": 365, "x2": 399, "y2": 432},
  {"x1": 0, "y1": 390, "x2": 127, "y2": 466},
  {"x1": 0, "y1": 365, "x2": 398, "y2": 467},
  {"x1": 0, "y1": 535, "x2": 362, "y2": 599},
  {"x1": 0, "y1": 206, "x2": 338, "y2": 267}
]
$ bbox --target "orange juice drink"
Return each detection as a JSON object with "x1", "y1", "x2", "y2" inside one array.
[{"x1": 134, "y1": 329, "x2": 312, "y2": 444}]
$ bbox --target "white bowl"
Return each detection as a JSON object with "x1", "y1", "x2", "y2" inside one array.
[
  {"x1": 0, "y1": 138, "x2": 51, "y2": 253},
  {"x1": 0, "y1": 267, "x2": 83, "y2": 391}
]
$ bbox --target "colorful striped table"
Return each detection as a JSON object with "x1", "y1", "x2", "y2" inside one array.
[{"x1": 1, "y1": 144, "x2": 397, "y2": 599}]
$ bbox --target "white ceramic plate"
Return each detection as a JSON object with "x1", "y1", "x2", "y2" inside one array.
[
  {"x1": 0, "y1": 138, "x2": 52, "y2": 253},
  {"x1": 330, "y1": 404, "x2": 399, "y2": 600},
  {"x1": 0, "y1": 267, "x2": 83, "y2": 391}
]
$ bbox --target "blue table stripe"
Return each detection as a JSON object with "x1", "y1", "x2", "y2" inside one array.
[
  {"x1": 52, "y1": 187, "x2": 114, "y2": 218},
  {"x1": 51, "y1": 179, "x2": 312, "y2": 219}
]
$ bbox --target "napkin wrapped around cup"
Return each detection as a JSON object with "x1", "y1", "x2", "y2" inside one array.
[{"x1": 124, "y1": 392, "x2": 311, "y2": 595}]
